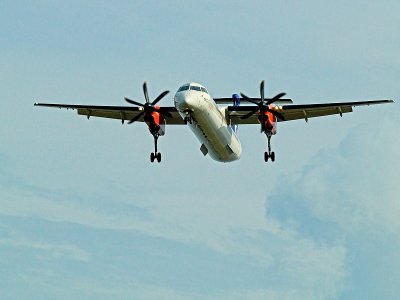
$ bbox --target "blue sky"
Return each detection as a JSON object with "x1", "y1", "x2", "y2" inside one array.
[{"x1": 1, "y1": 1, "x2": 399, "y2": 299}]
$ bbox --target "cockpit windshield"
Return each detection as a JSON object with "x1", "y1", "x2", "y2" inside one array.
[
  {"x1": 177, "y1": 84, "x2": 209, "y2": 94},
  {"x1": 177, "y1": 85, "x2": 190, "y2": 92},
  {"x1": 200, "y1": 87, "x2": 209, "y2": 94},
  {"x1": 189, "y1": 85, "x2": 209, "y2": 94},
  {"x1": 190, "y1": 86, "x2": 201, "y2": 91}
]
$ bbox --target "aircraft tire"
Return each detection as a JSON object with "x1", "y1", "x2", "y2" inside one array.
[{"x1": 264, "y1": 152, "x2": 269, "y2": 162}]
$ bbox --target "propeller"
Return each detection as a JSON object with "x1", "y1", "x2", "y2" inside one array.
[
  {"x1": 240, "y1": 80, "x2": 285, "y2": 132},
  {"x1": 124, "y1": 82, "x2": 170, "y2": 124}
]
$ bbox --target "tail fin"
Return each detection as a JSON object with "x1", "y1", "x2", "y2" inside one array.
[{"x1": 231, "y1": 94, "x2": 240, "y2": 133}]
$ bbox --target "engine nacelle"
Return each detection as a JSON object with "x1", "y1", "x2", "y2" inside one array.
[
  {"x1": 144, "y1": 104, "x2": 166, "y2": 136},
  {"x1": 258, "y1": 110, "x2": 277, "y2": 135}
]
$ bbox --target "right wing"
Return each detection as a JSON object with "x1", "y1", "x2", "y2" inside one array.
[
  {"x1": 34, "y1": 103, "x2": 185, "y2": 124},
  {"x1": 227, "y1": 99, "x2": 394, "y2": 124}
]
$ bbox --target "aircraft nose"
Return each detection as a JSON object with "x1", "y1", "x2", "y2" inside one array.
[
  {"x1": 174, "y1": 91, "x2": 195, "y2": 110},
  {"x1": 174, "y1": 92, "x2": 185, "y2": 105}
]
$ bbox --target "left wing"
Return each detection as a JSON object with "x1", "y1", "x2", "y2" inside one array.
[
  {"x1": 34, "y1": 103, "x2": 185, "y2": 124},
  {"x1": 227, "y1": 99, "x2": 394, "y2": 124}
]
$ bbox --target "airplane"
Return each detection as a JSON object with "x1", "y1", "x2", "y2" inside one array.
[{"x1": 34, "y1": 81, "x2": 394, "y2": 163}]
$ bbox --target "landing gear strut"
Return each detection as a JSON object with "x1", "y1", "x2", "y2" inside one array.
[
  {"x1": 264, "y1": 134, "x2": 275, "y2": 162},
  {"x1": 183, "y1": 115, "x2": 193, "y2": 125},
  {"x1": 183, "y1": 110, "x2": 193, "y2": 125},
  {"x1": 150, "y1": 135, "x2": 161, "y2": 163}
]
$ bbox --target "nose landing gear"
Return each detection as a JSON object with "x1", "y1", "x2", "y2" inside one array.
[
  {"x1": 183, "y1": 112, "x2": 193, "y2": 125},
  {"x1": 182, "y1": 109, "x2": 194, "y2": 125},
  {"x1": 183, "y1": 116, "x2": 193, "y2": 125}
]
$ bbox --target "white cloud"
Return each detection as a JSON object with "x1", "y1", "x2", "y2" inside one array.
[
  {"x1": 0, "y1": 236, "x2": 90, "y2": 262},
  {"x1": 266, "y1": 109, "x2": 400, "y2": 298},
  {"x1": 0, "y1": 171, "x2": 347, "y2": 299},
  {"x1": 291, "y1": 113, "x2": 400, "y2": 234},
  {"x1": 5, "y1": 106, "x2": 397, "y2": 300}
]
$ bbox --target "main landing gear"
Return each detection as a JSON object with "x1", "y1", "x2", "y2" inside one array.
[
  {"x1": 264, "y1": 134, "x2": 275, "y2": 162},
  {"x1": 150, "y1": 135, "x2": 161, "y2": 163}
]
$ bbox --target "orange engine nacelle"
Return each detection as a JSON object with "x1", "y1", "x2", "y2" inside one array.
[
  {"x1": 258, "y1": 110, "x2": 277, "y2": 135},
  {"x1": 144, "y1": 104, "x2": 166, "y2": 136}
]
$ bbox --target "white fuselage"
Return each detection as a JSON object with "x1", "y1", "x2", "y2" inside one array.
[{"x1": 174, "y1": 83, "x2": 241, "y2": 162}]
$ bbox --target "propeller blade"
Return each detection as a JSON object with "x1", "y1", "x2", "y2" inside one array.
[
  {"x1": 241, "y1": 81, "x2": 287, "y2": 131},
  {"x1": 240, "y1": 107, "x2": 259, "y2": 119},
  {"x1": 125, "y1": 97, "x2": 144, "y2": 107},
  {"x1": 240, "y1": 93, "x2": 260, "y2": 106},
  {"x1": 128, "y1": 111, "x2": 144, "y2": 124},
  {"x1": 125, "y1": 82, "x2": 172, "y2": 123},
  {"x1": 152, "y1": 90, "x2": 170, "y2": 105},
  {"x1": 260, "y1": 80, "x2": 265, "y2": 103},
  {"x1": 266, "y1": 92, "x2": 286, "y2": 105},
  {"x1": 143, "y1": 82, "x2": 150, "y2": 103}
]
